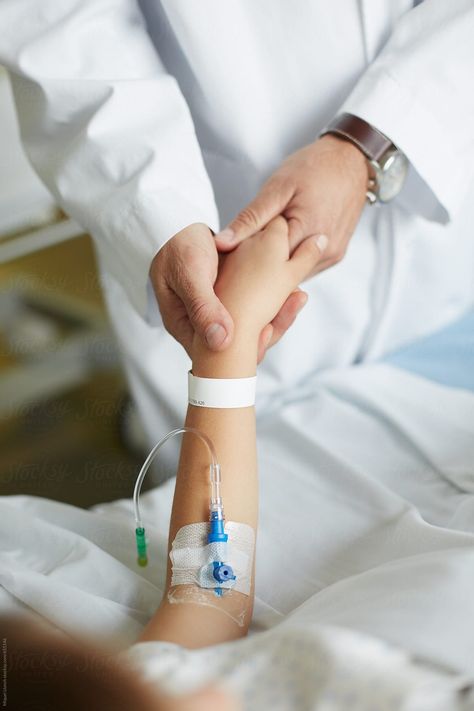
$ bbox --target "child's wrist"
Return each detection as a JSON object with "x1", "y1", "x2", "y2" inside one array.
[{"x1": 191, "y1": 325, "x2": 258, "y2": 379}]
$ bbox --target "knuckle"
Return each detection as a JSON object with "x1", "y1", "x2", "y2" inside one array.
[
  {"x1": 303, "y1": 235, "x2": 324, "y2": 260},
  {"x1": 327, "y1": 245, "x2": 345, "y2": 265},
  {"x1": 267, "y1": 214, "x2": 289, "y2": 240},
  {"x1": 286, "y1": 218, "x2": 305, "y2": 251},
  {"x1": 187, "y1": 295, "x2": 212, "y2": 327},
  {"x1": 288, "y1": 213, "x2": 304, "y2": 235}
]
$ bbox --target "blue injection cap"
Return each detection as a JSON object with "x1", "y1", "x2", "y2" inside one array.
[{"x1": 213, "y1": 563, "x2": 236, "y2": 583}]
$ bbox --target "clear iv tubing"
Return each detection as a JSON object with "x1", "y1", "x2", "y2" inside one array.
[{"x1": 133, "y1": 427, "x2": 223, "y2": 566}]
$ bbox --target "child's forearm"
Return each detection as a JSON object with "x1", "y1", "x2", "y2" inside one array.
[
  {"x1": 138, "y1": 330, "x2": 259, "y2": 647},
  {"x1": 170, "y1": 331, "x2": 258, "y2": 537}
]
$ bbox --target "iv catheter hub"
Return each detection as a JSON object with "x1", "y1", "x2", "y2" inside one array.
[{"x1": 208, "y1": 509, "x2": 228, "y2": 543}]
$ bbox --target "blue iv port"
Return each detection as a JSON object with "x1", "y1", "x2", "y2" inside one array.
[{"x1": 213, "y1": 562, "x2": 236, "y2": 583}]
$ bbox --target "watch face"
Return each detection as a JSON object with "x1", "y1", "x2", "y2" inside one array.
[{"x1": 378, "y1": 150, "x2": 409, "y2": 202}]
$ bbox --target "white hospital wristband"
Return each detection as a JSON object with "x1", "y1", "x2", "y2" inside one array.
[{"x1": 188, "y1": 371, "x2": 257, "y2": 409}]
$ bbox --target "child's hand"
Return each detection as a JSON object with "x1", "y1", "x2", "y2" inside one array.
[{"x1": 213, "y1": 216, "x2": 321, "y2": 339}]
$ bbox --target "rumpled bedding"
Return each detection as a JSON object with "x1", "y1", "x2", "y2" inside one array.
[{"x1": 1, "y1": 354, "x2": 474, "y2": 708}]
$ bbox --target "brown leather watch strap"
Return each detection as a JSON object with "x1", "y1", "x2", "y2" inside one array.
[{"x1": 321, "y1": 112, "x2": 393, "y2": 162}]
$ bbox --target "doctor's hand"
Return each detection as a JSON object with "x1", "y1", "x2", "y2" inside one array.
[
  {"x1": 150, "y1": 223, "x2": 307, "y2": 363},
  {"x1": 214, "y1": 134, "x2": 369, "y2": 279}
]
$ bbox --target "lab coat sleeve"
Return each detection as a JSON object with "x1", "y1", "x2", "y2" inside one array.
[
  {"x1": 341, "y1": 0, "x2": 474, "y2": 224},
  {"x1": 0, "y1": 0, "x2": 219, "y2": 319}
]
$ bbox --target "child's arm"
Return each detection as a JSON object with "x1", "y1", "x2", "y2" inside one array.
[
  {"x1": 138, "y1": 217, "x2": 318, "y2": 648},
  {"x1": 139, "y1": 327, "x2": 258, "y2": 648}
]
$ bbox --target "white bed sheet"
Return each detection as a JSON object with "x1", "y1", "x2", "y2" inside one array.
[{"x1": 1, "y1": 363, "x2": 474, "y2": 708}]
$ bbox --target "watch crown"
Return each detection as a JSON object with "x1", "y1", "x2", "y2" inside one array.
[{"x1": 366, "y1": 176, "x2": 377, "y2": 205}]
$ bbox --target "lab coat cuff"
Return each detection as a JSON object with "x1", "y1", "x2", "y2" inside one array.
[{"x1": 341, "y1": 71, "x2": 464, "y2": 224}]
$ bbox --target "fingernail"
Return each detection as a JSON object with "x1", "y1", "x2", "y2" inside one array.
[
  {"x1": 205, "y1": 323, "x2": 227, "y2": 348},
  {"x1": 215, "y1": 228, "x2": 235, "y2": 243},
  {"x1": 313, "y1": 234, "x2": 329, "y2": 253}
]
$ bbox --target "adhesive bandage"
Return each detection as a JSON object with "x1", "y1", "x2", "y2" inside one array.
[
  {"x1": 168, "y1": 520, "x2": 255, "y2": 626},
  {"x1": 188, "y1": 371, "x2": 257, "y2": 409}
]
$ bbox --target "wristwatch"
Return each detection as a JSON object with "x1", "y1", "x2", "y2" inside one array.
[{"x1": 321, "y1": 113, "x2": 409, "y2": 204}]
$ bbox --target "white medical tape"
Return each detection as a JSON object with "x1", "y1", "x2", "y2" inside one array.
[
  {"x1": 170, "y1": 521, "x2": 255, "y2": 596},
  {"x1": 188, "y1": 371, "x2": 257, "y2": 409}
]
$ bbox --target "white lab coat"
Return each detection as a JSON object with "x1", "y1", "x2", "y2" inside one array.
[{"x1": 1, "y1": 0, "x2": 473, "y2": 449}]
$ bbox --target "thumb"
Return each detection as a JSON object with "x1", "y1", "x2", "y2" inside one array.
[
  {"x1": 176, "y1": 277, "x2": 234, "y2": 351},
  {"x1": 289, "y1": 234, "x2": 329, "y2": 283},
  {"x1": 214, "y1": 178, "x2": 293, "y2": 251}
]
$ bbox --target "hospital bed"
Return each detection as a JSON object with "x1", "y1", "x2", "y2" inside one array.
[{"x1": 1, "y1": 309, "x2": 474, "y2": 709}]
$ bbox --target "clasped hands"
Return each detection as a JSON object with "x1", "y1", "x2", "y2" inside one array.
[{"x1": 150, "y1": 134, "x2": 368, "y2": 361}]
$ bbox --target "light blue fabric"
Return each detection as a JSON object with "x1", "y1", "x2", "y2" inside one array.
[{"x1": 383, "y1": 309, "x2": 474, "y2": 392}]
